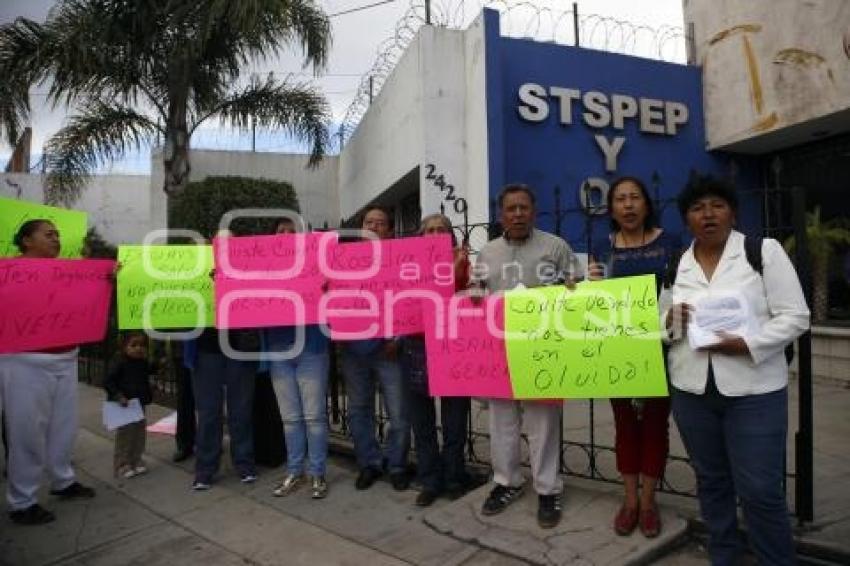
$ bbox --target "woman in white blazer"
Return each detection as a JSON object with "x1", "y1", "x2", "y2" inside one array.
[{"x1": 660, "y1": 176, "x2": 809, "y2": 566}]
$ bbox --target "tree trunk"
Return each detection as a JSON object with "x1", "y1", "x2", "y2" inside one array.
[
  {"x1": 812, "y1": 257, "x2": 829, "y2": 322},
  {"x1": 163, "y1": 97, "x2": 191, "y2": 195}
]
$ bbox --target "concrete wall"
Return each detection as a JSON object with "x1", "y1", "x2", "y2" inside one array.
[
  {"x1": 685, "y1": 0, "x2": 850, "y2": 152},
  {"x1": 338, "y1": 18, "x2": 490, "y2": 235},
  {"x1": 337, "y1": 33, "x2": 424, "y2": 221},
  {"x1": 0, "y1": 172, "x2": 153, "y2": 246},
  {"x1": 463, "y1": 13, "x2": 493, "y2": 250},
  {"x1": 151, "y1": 149, "x2": 340, "y2": 231}
]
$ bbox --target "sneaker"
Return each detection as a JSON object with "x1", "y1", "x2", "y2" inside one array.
[
  {"x1": 133, "y1": 465, "x2": 148, "y2": 476},
  {"x1": 415, "y1": 489, "x2": 439, "y2": 507},
  {"x1": 273, "y1": 474, "x2": 303, "y2": 497},
  {"x1": 355, "y1": 467, "x2": 382, "y2": 490},
  {"x1": 481, "y1": 484, "x2": 524, "y2": 516},
  {"x1": 121, "y1": 468, "x2": 139, "y2": 479},
  {"x1": 390, "y1": 472, "x2": 410, "y2": 491},
  {"x1": 537, "y1": 494, "x2": 562, "y2": 529},
  {"x1": 310, "y1": 476, "x2": 328, "y2": 499},
  {"x1": 192, "y1": 479, "x2": 211, "y2": 491},
  {"x1": 50, "y1": 482, "x2": 96, "y2": 499},
  {"x1": 240, "y1": 473, "x2": 258, "y2": 484},
  {"x1": 9, "y1": 503, "x2": 55, "y2": 525}
]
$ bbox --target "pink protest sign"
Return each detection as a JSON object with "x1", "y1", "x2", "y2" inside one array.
[
  {"x1": 213, "y1": 233, "x2": 335, "y2": 329},
  {"x1": 0, "y1": 258, "x2": 115, "y2": 353},
  {"x1": 422, "y1": 295, "x2": 514, "y2": 398},
  {"x1": 326, "y1": 235, "x2": 455, "y2": 339}
]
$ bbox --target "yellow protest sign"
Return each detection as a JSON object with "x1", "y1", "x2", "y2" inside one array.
[
  {"x1": 503, "y1": 275, "x2": 667, "y2": 399},
  {"x1": 117, "y1": 245, "x2": 215, "y2": 329},
  {"x1": 0, "y1": 196, "x2": 87, "y2": 258}
]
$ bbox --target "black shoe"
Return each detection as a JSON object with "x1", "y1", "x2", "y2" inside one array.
[
  {"x1": 355, "y1": 467, "x2": 382, "y2": 490},
  {"x1": 172, "y1": 449, "x2": 193, "y2": 463},
  {"x1": 537, "y1": 494, "x2": 562, "y2": 529},
  {"x1": 49, "y1": 482, "x2": 96, "y2": 500},
  {"x1": 9, "y1": 503, "x2": 55, "y2": 525},
  {"x1": 444, "y1": 484, "x2": 465, "y2": 501},
  {"x1": 481, "y1": 484, "x2": 524, "y2": 516},
  {"x1": 415, "y1": 489, "x2": 439, "y2": 507},
  {"x1": 446, "y1": 473, "x2": 488, "y2": 500},
  {"x1": 390, "y1": 472, "x2": 410, "y2": 491}
]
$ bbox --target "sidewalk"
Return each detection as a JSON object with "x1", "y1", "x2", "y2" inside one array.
[{"x1": 1, "y1": 380, "x2": 848, "y2": 565}]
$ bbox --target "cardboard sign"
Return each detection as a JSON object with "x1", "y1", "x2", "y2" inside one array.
[
  {"x1": 326, "y1": 235, "x2": 455, "y2": 339},
  {"x1": 213, "y1": 232, "x2": 335, "y2": 328},
  {"x1": 504, "y1": 275, "x2": 668, "y2": 399},
  {"x1": 117, "y1": 245, "x2": 214, "y2": 329},
  {"x1": 422, "y1": 295, "x2": 514, "y2": 398},
  {"x1": 0, "y1": 258, "x2": 114, "y2": 353},
  {"x1": 0, "y1": 197, "x2": 87, "y2": 258}
]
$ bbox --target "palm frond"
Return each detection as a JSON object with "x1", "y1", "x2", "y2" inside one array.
[
  {"x1": 784, "y1": 205, "x2": 850, "y2": 265},
  {"x1": 43, "y1": 100, "x2": 160, "y2": 205},
  {"x1": 0, "y1": 19, "x2": 48, "y2": 142},
  {"x1": 196, "y1": 76, "x2": 331, "y2": 166},
  {"x1": 0, "y1": 77, "x2": 30, "y2": 147},
  {"x1": 200, "y1": 0, "x2": 331, "y2": 73},
  {"x1": 0, "y1": 17, "x2": 48, "y2": 83}
]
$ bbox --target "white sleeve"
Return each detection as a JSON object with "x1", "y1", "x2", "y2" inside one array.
[
  {"x1": 557, "y1": 240, "x2": 581, "y2": 281},
  {"x1": 470, "y1": 247, "x2": 490, "y2": 290},
  {"x1": 743, "y1": 238, "x2": 811, "y2": 365},
  {"x1": 658, "y1": 284, "x2": 675, "y2": 344}
]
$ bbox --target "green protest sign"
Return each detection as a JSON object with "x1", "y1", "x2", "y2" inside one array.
[
  {"x1": 0, "y1": 197, "x2": 87, "y2": 258},
  {"x1": 117, "y1": 245, "x2": 215, "y2": 329},
  {"x1": 503, "y1": 275, "x2": 668, "y2": 399}
]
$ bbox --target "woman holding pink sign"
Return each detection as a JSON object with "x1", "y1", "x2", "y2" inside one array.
[
  {"x1": 266, "y1": 217, "x2": 331, "y2": 500},
  {"x1": 398, "y1": 214, "x2": 476, "y2": 507},
  {"x1": 0, "y1": 220, "x2": 96, "y2": 526},
  {"x1": 589, "y1": 176, "x2": 681, "y2": 538}
]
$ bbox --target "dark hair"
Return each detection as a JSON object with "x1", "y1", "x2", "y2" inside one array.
[
  {"x1": 119, "y1": 331, "x2": 147, "y2": 347},
  {"x1": 361, "y1": 205, "x2": 393, "y2": 229},
  {"x1": 497, "y1": 183, "x2": 536, "y2": 209},
  {"x1": 275, "y1": 217, "x2": 296, "y2": 230},
  {"x1": 607, "y1": 176, "x2": 657, "y2": 231},
  {"x1": 677, "y1": 174, "x2": 738, "y2": 218},
  {"x1": 13, "y1": 219, "x2": 53, "y2": 253}
]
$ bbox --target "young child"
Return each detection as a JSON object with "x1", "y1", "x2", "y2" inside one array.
[{"x1": 104, "y1": 332, "x2": 154, "y2": 479}]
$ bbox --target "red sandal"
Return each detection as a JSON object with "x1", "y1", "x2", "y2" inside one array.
[
  {"x1": 639, "y1": 505, "x2": 662, "y2": 538},
  {"x1": 614, "y1": 505, "x2": 639, "y2": 535}
]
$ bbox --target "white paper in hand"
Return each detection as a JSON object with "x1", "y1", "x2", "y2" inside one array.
[
  {"x1": 688, "y1": 292, "x2": 758, "y2": 350},
  {"x1": 102, "y1": 398, "x2": 145, "y2": 431}
]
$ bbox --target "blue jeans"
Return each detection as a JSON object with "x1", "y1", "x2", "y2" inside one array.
[
  {"x1": 672, "y1": 376, "x2": 796, "y2": 566},
  {"x1": 270, "y1": 352, "x2": 329, "y2": 477},
  {"x1": 341, "y1": 345, "x2": 409, "y2": 474},
  {"x1": 192, "y1": 352, "x2": 256, "y2": 482}
]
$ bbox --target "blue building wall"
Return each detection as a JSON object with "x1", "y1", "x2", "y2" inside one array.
[{"x1": 482, "y1": 9, "x2": 759, "y2": 251}]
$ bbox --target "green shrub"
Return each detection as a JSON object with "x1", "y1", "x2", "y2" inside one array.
[{"x1": 168, "y1": 175, "x2": 300, "y2": 239}]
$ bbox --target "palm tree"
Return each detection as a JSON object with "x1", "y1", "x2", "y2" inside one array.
[
  {"x1": 785, "y1": 206, "x2": 850, "y2": 322},
  {"x1": 0, "y1": 0, "x2": 332, "y2": 204}
]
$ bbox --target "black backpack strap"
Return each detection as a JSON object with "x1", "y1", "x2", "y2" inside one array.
[{"x1": 662, "y1": 246, "x2": 686, "y2": 289}]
